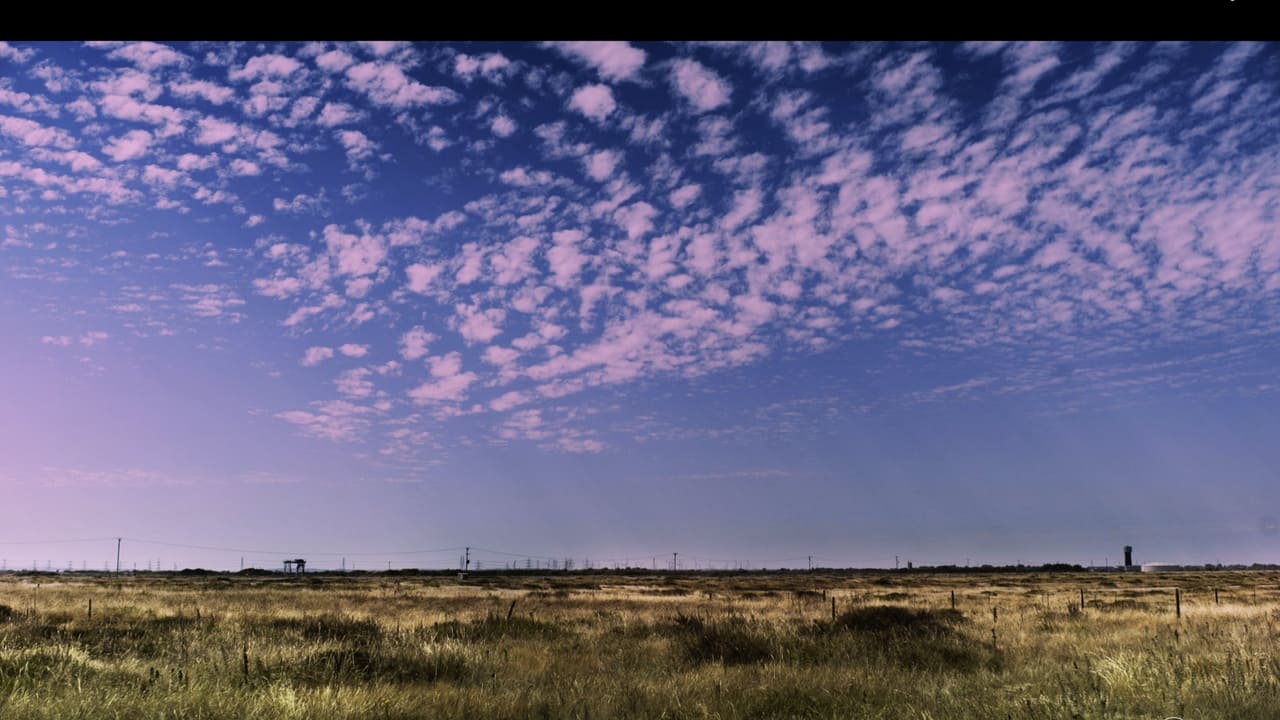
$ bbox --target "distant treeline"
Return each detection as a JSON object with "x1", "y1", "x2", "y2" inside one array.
[{"x1": 5, "y1": 562, "x2": 1279, "y2": 577}]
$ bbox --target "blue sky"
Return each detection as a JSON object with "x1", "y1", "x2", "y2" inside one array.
[{"x1": 2, "y1": 41, "x2": 1278, "y2": 571}]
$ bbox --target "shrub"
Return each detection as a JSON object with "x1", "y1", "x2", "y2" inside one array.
[
  {"x1": 672, "y1": 614, "x2": 777, "y2": 665},
  {"x1": 292, "y1": 645, "x2": 469, "y2": 685},
  {"x1": 825, "y1": 606, "x2": 985, "y2": 672},
  {"x1": 833, "y1": 606, "x2": 966, "y2": 636},
  {"x1": 428, "y1": 614, "x2": 566, "y2": 642},
  {"x1": 250, "y1": 614, "x2": 382, "y2": 642}
]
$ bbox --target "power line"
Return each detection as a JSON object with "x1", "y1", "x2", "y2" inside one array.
[
  {"x1": 123, "y1": 538, "x2": 466, "y2": 557},
  {"x1": 467, "y1": 546, "x2": 563, "y2": 562},
  {"x1": 0, "y1": 537, "x2": 118, "y2": 545},
  {"x1": 0, "y1": 536, "x2": 867, "y2": 571}
]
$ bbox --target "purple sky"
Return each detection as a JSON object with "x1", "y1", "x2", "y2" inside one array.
[{"x1": 2, "y1": 41, "x2": 1279, "y2": 571}]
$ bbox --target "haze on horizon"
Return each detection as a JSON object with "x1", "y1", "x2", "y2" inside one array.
[{"x1": 1, "y1": 41, "x2": 1278, "y2": 573}]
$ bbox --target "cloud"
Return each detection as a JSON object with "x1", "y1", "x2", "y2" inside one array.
[
  {"x1": 399, "y1": 326, "x2": 436, "y2": 360},
  {"x1": 344, "y1": 61, "x2": 458, "y2": 108},
  {"x1": 496, "y1": 407, "x2": 606, "y2": 454},
  {"x1": 9, "y1": 42, "x2": 1280, "y2": 457},
  {"x1": 301, "y1": 346, "x2": 334, "y2": 366},
  {"x1": 35, "y1": 149, "x2": 103, "y2": 173},
  {"x1": 275, "y1": 399, "x2": 375, "y2": 442},
  {"x1": 335, "y1": 367, "x2": 375, "y2": 397},
  {"x1": 176, "y1": 152, "x2": 217, "y2": 171},
  {"x1": 314, "y1": 49, "x2": 355, "y2": 73},
  {"x1": 669, "y1": 183, "x2": 701, "y2": 208},
  {"x1": 195, "y1": 116, "x2": 239, "y2": 145},
  {"x1": 383, "y1": 212, "x2": 467, "y2": 246},
  {"x1": 583, "y1": 149, "x2": 620, "y2": 181},
  {"x1": 337, "y1": 129, "x2": 377, "y2": 166},
  {"x1": 323, "y1": 224, "x2": 386, "y2": 277},
  {"x1": 0, "y1": 42, "x2": 34, "y2": 64},
  {"x1": 0, "y1": 114, "x2": 75, "y2": 148},
  {"x1": 405, "y1": 262, "x2": 443, "y2": 293},
  {"x1": 229, "y1": 53, "x2": 303, "y2": 82},
  {"x1": 489, "y1": 390, "x2": 530, "y2": 412},
  {"x1": 490, "y1": 235, "x2": 539, "y2": 285},
  {"x1": 273, "y1": 192, "x2": 326, "y2": 215},
  {"x1": 315, "y1": 101, "x2": 363, "y2": 127},
  {"x1": 240, "y1": 471, "x2": 303, "y2": 485},
  {"x1": 361, "y1": 41, "x2": 409, "y2": 57},
  {"x1": 551, "y1": 41, "x2": 646, "y2": 82},
  {"x1": 568, "y1": 83, "x2": 616, "y2": 122},
  {"x1": 252, "y1": 275, "x2": 300, "y2": 298},
  {"x1": 670, "y1": 58, "x2": 731, "y2": 112},
  {"x1": 229, "y1": 158, "x2": 260, "y2": 176},
  {"x1": 499, "y1": 167, "x2": 552, "y2": 187},
  {"x1": 614, "y1": 201, "x2": 657, "y2": 240},
  {"x1": 1, "y1": 83, "x2": 60, "y2": 117},
  {"x1": 483, "y1": 345, "x2": 520, "y2": 367},
  {"x1": 282, "y1": 293, "x2": 344, "y2": 327},
  {"x1": 338, "y1": 343, "x2": 369, "y2": 357},
  {"x1": 546, "y1": 229, "x2": 589, "y2": 289},
  {"x1": 407, "y1": 352, "x2": 477, "y2": 404},
  {"x1": 453, "y1": 52, "x2": 514, "y2": 84},
  {"x1": 169, "y1": 79, "x2": 235, "y2": 104},
  {"x1": 172, "y1": 283, "x2": 246, "y2": 321},
  {"x1": 451, "y1": 303, "x2": 506, "y2": 344},
  {"x1": 556, "y1": 436, "x2": 605, "y2": 454},
  {"x1": 35, "y1": 466, "x2": 191, "y2": 488},
  {"x1": 490, "y1": 114, "x2": 517, "y2": 138},
  {"x1": 107, "y1": 42, "x2": 189, "y2": 71},
  {"x1": 79, "y1": 331, "x2": 109, "y2": 346}
]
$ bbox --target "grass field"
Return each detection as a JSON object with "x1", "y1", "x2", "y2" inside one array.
[{"x1": 1, "y1": 569, "x2": 1278, "y2": 719}]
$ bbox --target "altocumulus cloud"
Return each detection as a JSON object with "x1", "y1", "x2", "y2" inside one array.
[{"x1": 1, "y1": 41, "x2": 1278, "y2": 461}]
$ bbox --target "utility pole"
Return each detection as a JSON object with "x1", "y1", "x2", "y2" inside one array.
[
  {"x1": 808, "y1": 555, "x2": 812, "y2": 571},
  {"x1": 894, "y1": 555, "x2": 899, "y2": 570},
  {"x1": 116, "y1": 538, "x2": 121, "y2": 574},
  {"x1": 672, "y1": 552, "x2": 678, "y2": 571},
  {"x1": 465, "y1": 547, "x2": 470, "y2": 572}
]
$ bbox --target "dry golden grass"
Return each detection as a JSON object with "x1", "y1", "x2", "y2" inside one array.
[{"x1": 1, "y1": 570, "x2": 1278, "y2": 718}]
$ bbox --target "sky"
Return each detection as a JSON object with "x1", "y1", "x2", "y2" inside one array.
[{"x1": 1, "y1": 41, "x2": 1278, "y2": 572}]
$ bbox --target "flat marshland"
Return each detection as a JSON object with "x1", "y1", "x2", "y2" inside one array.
[{"x1": 1, "y1": 570, "x2": 1278, "y2": 718}]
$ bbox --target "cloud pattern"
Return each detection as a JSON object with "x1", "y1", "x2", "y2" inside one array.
[{"x1": 3, "y1": 41, "x2": 1278, "y2": 469}]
